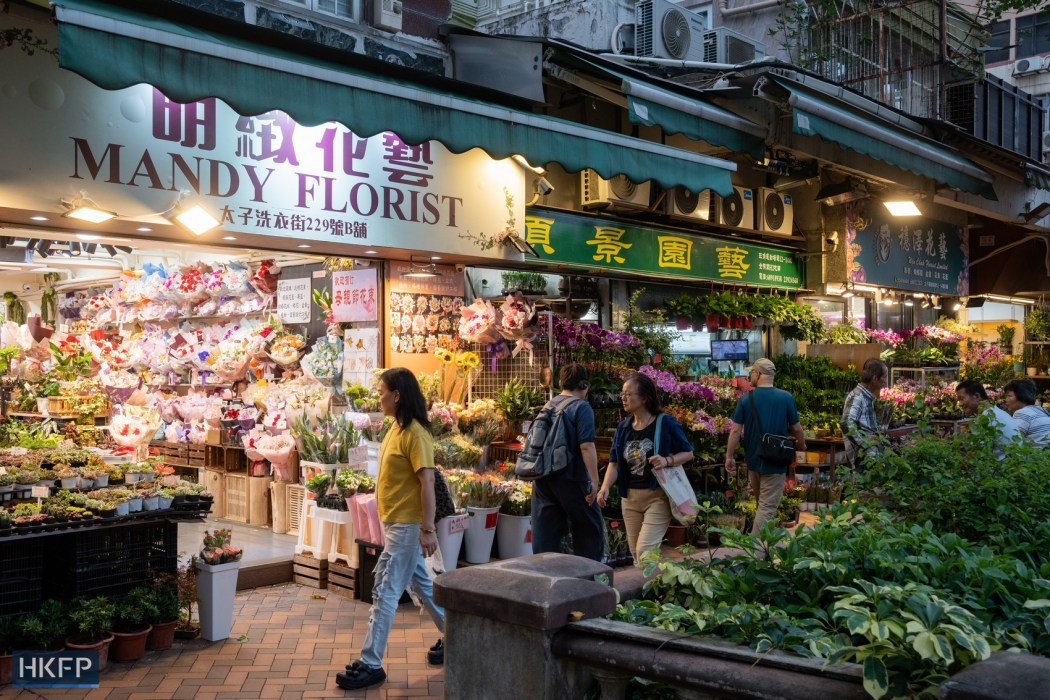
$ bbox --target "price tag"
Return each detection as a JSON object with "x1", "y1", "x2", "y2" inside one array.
[
  {"x1": 485, "y1": 512, "x2": 499, "y2": 529},
  {"x1": 0, "y1": 466, "x2": 6, "y2": 475},
  {"x1": 31, "y1": 486, "x2": 50, "y2": 498},
  {"x1": 447, "y1": 514, "x2": 469, "y2": 534}
]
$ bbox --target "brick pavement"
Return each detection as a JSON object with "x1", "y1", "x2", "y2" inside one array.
[{"x1": 1, "y1": 583, "x2": 444, "y2": 700}]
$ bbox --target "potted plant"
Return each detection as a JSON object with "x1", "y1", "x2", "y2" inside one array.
[
  {"x1": 493, "y1": 378, "x2": 542, "y2": 440},
  {"x1": 109, "y1": 587, "x2": 154, "y2": 663},
  {"x1": 0, "y1": 613, "x2": 25, "y2": 685},
  {"x1": 19, "y1": 600, "x2": 67, "y2": 652},
  {"x1": 196, "y1": 529, "x2": 244, "y2": 641},
  {"x1": 0, "y1": 508, "x2": 10, "y2": 535},
  {"x1": 175, "y1": 557, "x2": 200, "y2": 640},
  {"x1": 665, "y1": 294, "x2": 695, "y2": 331},
  {"x1": 146, "y1": 574, "x2": 181, "y2": 651},
  {"x1": 456, "y1": 473, "x2": 512, "y2": 564},
  {"x1": 52, "y1": 464, "x2": 79, "y2": 490},
  {"x1": 65, "y1": 596, "x2": 115, "y2": 670},
  {"x1": 496, "y1": 480, "x2": 533, "y2": 559}
]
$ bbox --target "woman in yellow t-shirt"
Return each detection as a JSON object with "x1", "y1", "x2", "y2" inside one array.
[{"x1": 336, "y1": 368, "x2": 444, "y2": 692}]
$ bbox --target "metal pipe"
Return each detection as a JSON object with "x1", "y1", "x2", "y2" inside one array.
[
  {"x1": 720, "y1": 0, "x2": 781, "y2": 17},
  {"x1": 597, "y1": 52, "x2": 759, "y2": 72}
]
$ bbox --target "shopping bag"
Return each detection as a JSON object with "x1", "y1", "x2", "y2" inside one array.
[
  {"x1": 654, "y1": 465, "x2": 698, "y2": 524},
  {"x1": 347, "y1": 493, "x2": 368, "y2": 541},
  {"x1": 358, "y1": 493, "x2": 384, "y2": 547}
]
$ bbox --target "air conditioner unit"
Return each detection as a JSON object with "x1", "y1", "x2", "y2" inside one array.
[
  {"x1": 701, "y1": 27, "x2": 764, "y2": 65},
  {"x1": 665, "y1": 187, "x2": 714, "y2": 221},
  {"x1": 636, "y1": 0, "x2": 709, "y2": 61},
  {"x1": 1042, "y1": 130, "x2": 1050, "y2": 155},
  {"x1": 581, "y1": 170, "x2": 651, "y2": 210},
  {"x1": 372, "y1": 0, "x2": 402, "y2": 33},
  {"x1": 756, "y1": 187, "x2": 794, "y2": 236},
  {"x1": 1013, "y1": 55, "x2": 1050, "y2": 76},
  {"x1": 712, "y1": 186, "x2": 754, "y2": 229}
]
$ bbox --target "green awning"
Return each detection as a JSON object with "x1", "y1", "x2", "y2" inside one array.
[
  {"x1": 777, "y1": 83, "x2": 995, "y2": 199},
  {"x1": 53, "y1": 0, "x2": 737, "y2": 196},
  {"x1": 564, "y1": 58, "x2": 766, "y2": 160}
]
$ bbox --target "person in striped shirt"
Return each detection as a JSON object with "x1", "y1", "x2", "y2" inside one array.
[
  {"x1": 1002, "y1": 379, "x2": 1050, "y2": 448},
  {"x1": 840, "y1": 359, "x2": 889, "y2": 471}
]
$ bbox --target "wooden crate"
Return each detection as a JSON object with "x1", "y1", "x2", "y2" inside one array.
[
  {"x1": 186, "y1": 445, "x2": 207, "y2": 468},
  {"x1": 287, "y1": 484, "x2": 305, "y2": 537},
  {"x1": 203, "y1": 469, "x2": 226, "y2": 518},
  {"x1": 292, "y1": 553, "x2": 328, "y2": 589},
  {"x1": 248, "y1": 476, "x2": 273, "y2": 526},
  {"x1": 327, "y1": 561, "x2": 358, "y2": 600},
  {"x1": 225, "y1": 448, "x2": 247, "y2": 473},
  {"x1": 172, "y1": 465, "x2": 204, "y2": 484},
  {"x1": 46, "y1": 396, "x2": 74, "y2": 415},
  {"x1": 224, "y1": 473, "x2": 248, "y2": 523},
  {"x1": 206, "y1": 445, "x2": 224, "y2": 469}
]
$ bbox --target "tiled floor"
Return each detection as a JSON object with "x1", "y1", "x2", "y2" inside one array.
[
  {"x1": 177, "y1": 518, "x2": 299, "y2": 566},
  {"x1": 2, "y1": 582, "x2": 445, "y2": 700}
]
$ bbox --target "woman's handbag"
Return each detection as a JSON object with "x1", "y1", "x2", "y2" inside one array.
[
  {"x1": 747, "y1": 392, "x2": 796, "y2": 465},
  {"x1": 434, "y1": 469, "x2": 458, "y2": 522}
]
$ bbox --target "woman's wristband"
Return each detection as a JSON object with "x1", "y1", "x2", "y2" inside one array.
[{"x1": 421, "y1": 526, "x2": 436, "y2": 534}]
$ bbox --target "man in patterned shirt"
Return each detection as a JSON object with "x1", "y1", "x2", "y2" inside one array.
[{"x1": 840, "y1": 358, "x2": 889, "y2": 471}]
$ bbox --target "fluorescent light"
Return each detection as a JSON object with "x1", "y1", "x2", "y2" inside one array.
[
  {"x1": 883, "y1": 200, "x2": 921, "y2": 217},
  {"x1": 30, "y1": 216, "x2": 48, "y2": 222},
  {"x1": 401, "y1": 268, "x2": 441, "y2": 278},
  {"x1": 136, "y1": 227, "x2": 152, "y2": 232},
  {"x1": 841, "y1": 289, "x2": 855, "y2": 298},
  {"x1": 983, "y1": 294, "x2": 1036, "y2": 305},
  {"x1": 431, "y1": 256, "x2": 441, "y2": 260},
  {"x1": 76, "y1": 233, "x2": 101, "y2": 241},
  {"x1": 222, "y1": 236, "x2": 237, "y2": 241},
  {"x1": 364, "y1": 250, "x2": 378, "y2": 254},
  {"x1": 297, "y1": 244, "x2": 311, "y2": 248},
  {"x1": 63, "y1": 205, "x2": 117, "y2": 224},
  {"x1": 172, "y1": 205, "x2": 220, "y2": 235}
]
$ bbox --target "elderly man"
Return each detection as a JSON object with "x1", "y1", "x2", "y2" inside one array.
[
  {"x1": 725, "y1": 358, "x2": 806, "y2": 536},
  {"x1": 840, "y1": 358, "x2": 889, "y2": 471}
]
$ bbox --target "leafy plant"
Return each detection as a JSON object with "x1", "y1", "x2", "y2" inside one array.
[
  {"x1": 1025, "y1": 307, "x2": 1050, "y2": 342},
  {"x1": 176, "y1": 556, "x2": 199, "y2": 631},
  {"x1": 49, "y1": 343, "x2": 93, "y2": 382},
  {"x1": 665, "y1": 293, "x2": 696, "y2": 320},
  {"x1": 996, "y1": 323, "x2": 1016, "y2": 351},
  {"x1": 493, "y1": 378, "x2": 542, "y2": 425},
  {"x1": 67, "y1": 596, "x2": 114, "y2": 644},
  {"x1": 822, "y1": 322, "x2": 868, "y2": 344},
  {"x1": 19, "y1": 599, "x2": 68, "y2": 649},
  {"x1": 0, "y1": 613, "x2": 26, "y2": 653},
  {"x1": 112, "y1": 587, "x2": 155, "y2": 633},
  {"x1": 149, "y1": 575, "x2": 181, "y2": 624}
]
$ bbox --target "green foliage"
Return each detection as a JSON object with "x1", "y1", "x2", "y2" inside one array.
[
  {"x1": 501, "y1": 271, "x2": 547, "y2": 293},
  {"x1": 664, "y1": 293, "x2": 696, "y2": 320},
  {"x1": 996, "y1": 324, "x2": 1016, "y2": 351},
  {"x1": 779, "y1": 302, "x2": 826, "y2": 343},
  {"x1": 67, "y1": 597, "x2": 115, "y2": 643},
  {"x1": 49, "y1": 343, "x2": 93, "y2": 382},
  {"x1": 623, "y1": 289, "x2": 678, "y2": 366},
  {"x1": 493, "y1": 377, "x2": 543, "y2": 424},
  {"x1": 823, "y1": 322, "x2": 868, "y2": 345},
  {"x1": 0, "y1": 613, "x2": 26, "y2": 653},
  {"x1": 1025, "y1": 307, "x2": 1050, "y2": 342},
  {"x1": 20, "y1": 599, "x2": 68, "y2": 649},
  {"x1": 112, "y1": 587, "x2": 155, "y2": 633}
]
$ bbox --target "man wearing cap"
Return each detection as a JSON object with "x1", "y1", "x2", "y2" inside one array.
[{"x1": 725, "y1": 358, "x2": 807, "y2": 536}]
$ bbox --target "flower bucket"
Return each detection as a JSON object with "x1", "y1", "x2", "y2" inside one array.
[
  {"x1": 495, "y1": 513, "x2": 532, "y2": 559},
  {"x1": 463, "y1": 506, "x2": 499, "y2": 564},
  {"x1": 195, "y1": 559, "x2": 241, "y2": 641},
  {"x1": 364, "y1": 440, "x2": 381, "y2": 477},
  {"x1": 436, "y1": 513, "x2": 468, "y2": 571},
  {"x1": 704, "y1": 314, "x2": 720, "y2": 331},
  {"x1": 740, "y1": 317, "x2": 753, "y2": 330}
]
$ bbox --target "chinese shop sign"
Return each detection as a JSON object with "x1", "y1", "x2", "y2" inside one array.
[
  {"x1": 845, "y1": 204, "x2": 968, "y2": 295},
  {"x1": 522, "y1": 208, "x2": 802, "y2": 288},
  {"x1": 276, "y1": 278, "x2": 311, "y2": 324},
  {"x1": 332, "y1": 269, "x2": 379, "y2": 323},
  {"x1": 0, "y1": 30, "x2": 523, "y2": 258}
]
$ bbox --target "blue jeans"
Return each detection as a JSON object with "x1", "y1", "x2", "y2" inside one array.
[
  {"x1": 359, "y1": 522, "x2": 444, "y2": 669},
  {"x1": 531, "y1": 472, "x2": 605, "y2": 562}
]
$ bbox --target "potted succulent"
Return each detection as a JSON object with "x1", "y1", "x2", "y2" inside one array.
[
  {"x1": 53, "y1": 464, "x2": 79, "y2": 490},
  {"x1": 146, "y1": 574, "x2": 181, "y2": 651},
  {"x1": 109, "y1": 587, "x2": 154, "y2": 663},
  {"x1": 0, "y1": 508, "x2": 10, "y2": 535},
  {"x1": 0, "y1": 473, "x2": 14, "y2": 501},
  {"x1": 156, "y1": 488, "x2": 176, "y2": 510},
  {"x1": 65, "y1": 596, "x2": 116, "y2": 670}
]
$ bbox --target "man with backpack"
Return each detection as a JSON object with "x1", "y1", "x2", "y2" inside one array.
[{"x1": 527, "y1": 363, "x2": 605, "y2": 561}]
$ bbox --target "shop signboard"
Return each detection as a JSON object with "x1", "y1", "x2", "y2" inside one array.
[
  {"x1": 522, "y1": 208, "x2": 801, "y2": 288},
  {"x1": 0, "y1": 25, "x2": 523, "y2": 260},
  {"x1": 845, "y1": 203, "x2": 968, "y2": 296},
  {"x1": 331, "y1": 269, "x2": 378, "y2": 323},
  {"x1": 276, "y1": 278, "x2": 311, "y2": 324}
]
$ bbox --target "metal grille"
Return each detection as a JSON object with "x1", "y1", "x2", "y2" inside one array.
[{"x1": 469, "y1": 342, "x2": 551, "y2": 401}]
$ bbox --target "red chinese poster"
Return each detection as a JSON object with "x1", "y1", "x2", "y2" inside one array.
[{"x1": 331, "y1": 269, "x2": 378, "y2": 323}]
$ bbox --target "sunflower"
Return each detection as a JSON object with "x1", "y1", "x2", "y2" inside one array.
[
  {"x1": 434, "y1": 347, "x2": 454, "y2": 364},
  {"x1": 461, "y1": 352, "x2": 481, "y2": 370}
]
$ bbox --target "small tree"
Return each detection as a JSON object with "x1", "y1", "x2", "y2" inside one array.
[{"x1": 176, "y1": 556, "x2": 200, "y2": 630}]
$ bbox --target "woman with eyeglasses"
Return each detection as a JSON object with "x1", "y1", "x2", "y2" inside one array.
[{"x1": 597, "y1": 372, "x2": 693, "y2": 565}]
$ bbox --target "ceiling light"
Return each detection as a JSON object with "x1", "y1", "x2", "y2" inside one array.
[
  {"x1": 883, "y1": 199, "x2": 922, "y2": 217},
  {"x1": 401, "y1": 255, "x2": 442, "y2": 279},
  {"x1": 76, "y1": 233, "x2": 101, "y2": 241},
  {"x1": 222, "y1": 236, "x2": 237, "y2": 241},
  {"x1": 953, "y1": 300, "x2": 963, "y2": 311},
  {"x1": 30, "y1": 216, "x2": 48, "y2": 222},
  {"x1": 69, "y1": 242, "x2": 81, "y2": 256},
  {"x1": 1021, "y1": 202, "x2": 1050, "y2": 224},
  {"x1": 297, "y1": 244, "x2": 311, "y2": 249},
  {"x1": 172, "y1": 204, "x2": 220, "y2": 235},
  {"x1": 37, "y1": 240, "x2": 53, "y2": 257},
  {"x1": 136, "y1": 227, "x2": 152, "y2": 233},
  {"x1": 903, "y1": 297, "x2": 914, "y2": 306},
  {"x1": 63, "y1": 204, "x2": 117, "y2": 224},
  {"x1": 364, "y1": 250, "x2": 378, "y2": 255},
  {"x1": 983, "y1": 294, "x2": 1036, "y2": 305},
  {"x1": 431, "y1": 256, "x2": 441, "y2": 260},
  {"x1": 83, "y1": 243, "x2": 97, "y2": 255},
  {"x1": 101, "y1": 244, "x2": 117, "y2": 257},
  {"x1": 115, "y1": 246, "x2": 133, "y2": 254}
]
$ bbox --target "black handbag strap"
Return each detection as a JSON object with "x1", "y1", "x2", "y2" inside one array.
[{"x1": 747, "y1": 390, "x2": 764, "y2": 436}]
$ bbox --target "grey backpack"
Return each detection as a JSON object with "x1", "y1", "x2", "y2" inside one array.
[{"x1": 513, "y1": 397, "x2": 581, "y2": 481}]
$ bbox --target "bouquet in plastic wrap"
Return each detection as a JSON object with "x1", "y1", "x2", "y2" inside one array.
[
  {"x1": 203, "y1": 265, "x2": 226, "y2": 297},
  {"x1": 99, "y1": 366, "x2": 142, "y2": 408},
  {"x1": 267, "y1": 331, "x2": 306, "y2": 368},
  {"x1": 241, "y1": 427, "x2": 267, "y2": 462},
  {"x1": 58, "y1": 292, "x2": 86, "y2": 321},
  {"x1": 498, "y1": 292, "x2": 538, "y2": 363},
  {"x1": 458, "y1": 298, "x2": 501, "y2": 344},
  {"x1": 211, "y1": 339, "x2": 250, "y2": 383},
  {"x1": 222, "y1": 262, "x2": 254, "y2": 297},
  {"x1": 177, "y1": 392, "x2": 210, "y2": 423},
  {"x1": 250, "y1": 259, "x2": 280, "y2": 297},
  {"x1": 291, "y1": 412, "x2": 364, "y2": 466},
  {"x1": 139, "y1": 263, "x2": 169, "y2": 302},
  {"x1": 168, "y1": 264, "x2": 208, "y2": 304},
  {"x1": 110, "y1": 405, "x2": 162, "y2": 458},
  {"x1": 255, "y1": 433, "x2": 297, "y2": 481},
  {"x1": 282, "y1": 379, "x2": 332, "y2": 428},
  {"x1": 301, "y1": 335, "x2": 343, "y2": 391}
]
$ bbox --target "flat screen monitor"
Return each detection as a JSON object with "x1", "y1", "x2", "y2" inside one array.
[{"x1": 710, "y1": 339, "x2": 749, "y2": 362}]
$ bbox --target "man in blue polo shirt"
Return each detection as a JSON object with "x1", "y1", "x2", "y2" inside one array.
[{"x1": 725, "y1": 358, "x2": 807, "y2": 536}]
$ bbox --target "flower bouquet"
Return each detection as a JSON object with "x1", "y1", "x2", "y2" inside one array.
[
  {"x1": 221, "y1": 262, "x2": 253, "y2": 297},
  {"x1": 456, "y1": 472, "x2": 512, "y2": 509},
  {"x1": 301, "y1": 336, "x2": 343, "y2": 391},
  {"x1": 211, "y1": 340, "x2": 249, "y2": 383},
  {"x1": 254, "y1": 433, "x2": 297, "y2": 481},
  {"x1": 177, "y1": 393, "x2": 210, "y2": 423},
  {"x1": 99, "y1": 367, "x2": 142, "y2": 407},
  {"x1": 250, "y1": 259, "x2": 280, "y2": 297},
  {"x1": 500, "y1": 480, "x2": 532, "y2": 516},
  {"x1": 200, "y1": 528, "x2": 243, "y2": 565},
  {"x1": 428, "y1": 402, "x2": 461, "y2": 437},
  {"x1": 267, "y1": 331, "x2": 307, "y2": 368},
  {"x1": 497, "y1": 292, "x2": 538, "y2": 361},
  {"x1": 110, "y1": 405, "x2": 162, "y2": 458},
  {"x1": 434, "y1": 434, "x2": 482, "y2": 469},
  {"x1": 168, "y1": 265, "x2": 208, "y2": 304},
  {"x1": 290, "y1": 412, "x2": 364, "y2": 466},
  {"x1": 203, "y1": 265, "x2": 226, "y2": 298},
  {"x1": 458, "y1": 298, "x2": 501, "y2": 344},
  {"x1": 282, "y1": 378, "x2": 332, "y2": 428}
]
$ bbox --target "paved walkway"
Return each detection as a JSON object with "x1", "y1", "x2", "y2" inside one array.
[{"x1": 2, "y1": 583, "x2": 444, "y2": 700}]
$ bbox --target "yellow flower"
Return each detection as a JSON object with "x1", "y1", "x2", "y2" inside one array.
[
  {"x1": 462, "y1": 352, "x2": 481, "y2": 370},
  {"x1": 454, "y1": 353, "x2": 467, "y2": 369},
  {"x1": 434, "y1": 348, "x2": 454, "y2": 364}
]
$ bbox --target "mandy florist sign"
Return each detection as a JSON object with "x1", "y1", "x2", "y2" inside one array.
[
  {"x1": 14, "y1": 650, "x2": 100, "y2": 688},
  {"x1": 523, "y1": 208, "x2": 802, "y2": 288},
  {"x1": 0, "y1": 26, "x2": 522, "y2": 258}
]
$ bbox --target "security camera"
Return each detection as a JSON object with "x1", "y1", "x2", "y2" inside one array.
[
  {"x1": 455, "y1": 264, "x2": 465, "y2": 273},
  {"x1": 825, "y1": 230, "x2": 839, "y2": 252},
  {"x1": 21, "y1": 283, "x2": 33, "y2": 292},
  {"x1": 534, "y1": 177, "x2": 555, "y2": 196}
]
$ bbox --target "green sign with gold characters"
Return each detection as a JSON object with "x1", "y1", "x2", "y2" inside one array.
[{"x1": 522, "y1": 207, "x2": 802, "y2": 289}]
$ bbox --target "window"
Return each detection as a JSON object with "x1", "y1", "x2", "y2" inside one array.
[
  {"x1": 1015, "y1": 13, "x2": 1050, "y2": 59},
  {"x1": 984, "y1": 19, "x2": 1011, "y2": 65},
  {"x1": 276, "y1": 0, "x2": 355, "y2": 21}
]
